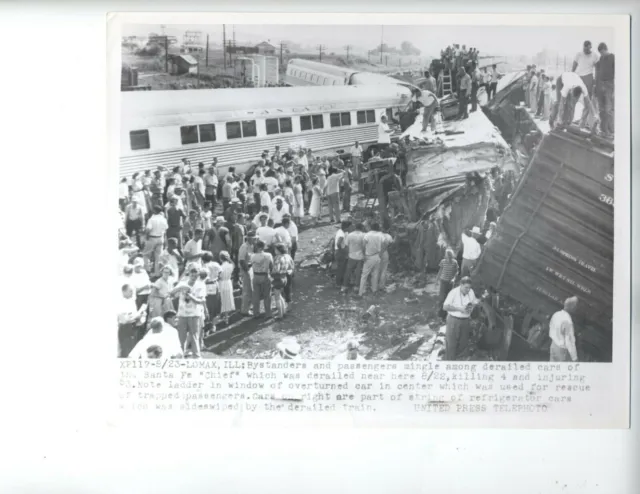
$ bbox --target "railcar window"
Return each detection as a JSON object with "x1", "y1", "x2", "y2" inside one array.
[
  {"x1": 265, "y1": 117, "x2": 292, "y2": 135},
  {"x1": 279, "y1": 117, "x2": 292, "y2": 133},
  {"x1": 242, "y1": 120, "x2": 257, "y2": 138},
  {"x1": 331, "y1": 112, "x2": 351, "y2": 127},
  {"x1": 199, "y1": 124, "x2": 216, "y2": 143},
  {"x1": 312, "y1": 114, "x2": 324, "y2": 129},
  {"x1": 301, "y1": 114, "x2": 324, "y2": 131},
  {"x1": 357, "y1": 110, "x2": 377, "y2": 124},
  {"x1": 130, "y1": 129, "x2": 150, "y2": 150},
  {"x1": 180, "y1": 125, "x2": 199, "y2": 145},
  {"x1": 226, "y1": 122, "x2": 242, "y2": 139}
]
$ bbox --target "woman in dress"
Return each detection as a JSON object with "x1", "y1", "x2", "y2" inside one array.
[
  {"x1": 218, "y1": 251, "x2": 236, "y2": 325},
  {"x1": 309, "y1": 176, "x2": 322, "y2": 224},
  {"x1": 202, "y1": 251, "x2": 222, "y2": 334},
  {"x1": 283, "y1": 179, "x2": 295, "y2": 213},
  {"x1": 272, "y1": 243, "x2": 294, "y2": 319},
  {"x1": 131, "y1": 173, "x2": 147, "y2": 218},
  {"x1": 293, "y1": 176, "x2": 305, "y2": 223},
  {"x1": 147, "y1": 265, "x2": 176, "y2": 321}
]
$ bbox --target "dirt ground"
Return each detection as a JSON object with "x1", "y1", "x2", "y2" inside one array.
[{"x1": 200, "y1": 207, "x2": 445, "y2": 360}]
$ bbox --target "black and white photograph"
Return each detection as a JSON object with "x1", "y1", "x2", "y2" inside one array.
[{"x1": 116, "y1": 21, "x2": 616, "y2": 365}]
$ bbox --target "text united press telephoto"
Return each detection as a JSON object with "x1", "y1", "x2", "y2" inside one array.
[{"x1": 114, "y1": 16, "x2": 625, "y2": 421}]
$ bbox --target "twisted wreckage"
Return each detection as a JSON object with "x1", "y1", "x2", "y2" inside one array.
[{"x1": 382, "y1": 77, "x2": 613, "y2": 361}]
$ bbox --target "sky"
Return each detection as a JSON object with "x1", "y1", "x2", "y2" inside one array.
[{"x1": 122, "y1": 23, "x2": 615, "y2": 58}]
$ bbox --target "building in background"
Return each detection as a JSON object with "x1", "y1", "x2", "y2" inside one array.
[
  {"x1": 168, "y1": 54, "x2": 199, "y2": 75},
  {"x1": 255, "y1": 41, "x2": 277, "y2": 56}
]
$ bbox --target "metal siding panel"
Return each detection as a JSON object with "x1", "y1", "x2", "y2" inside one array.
[{"x1": 475, "y1": 128, "x2": 614, "y2": 356}]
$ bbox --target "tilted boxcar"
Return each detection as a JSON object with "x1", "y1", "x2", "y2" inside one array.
[{"x1": 474, "y1": 127, "x2": 614, "y2": 361}]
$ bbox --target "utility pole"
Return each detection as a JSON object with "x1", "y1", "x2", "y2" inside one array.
[
  {"x1": 344, "y1": 45, "x2": 352, "y2": 62},
  {"x1": 148, "y1": 34, "x2": 177, "y2": 74},
  {"x1": 206, "y1": 34, "x2": 209, "y2": 67},
  {"x1": 380, "y1": 25, "x2": 384, "y2": 64},
  {"x1": 279, "y1": 42, "x2": 287, "y2": 67},
  {"x1": 317, "y1": 44, "x2": 325, "y2": 62},
  {"x1": 223, "y1": 24, "x2": 227, "y2": 69}
]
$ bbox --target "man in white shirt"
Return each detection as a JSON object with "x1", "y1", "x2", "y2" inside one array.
[
  {"x1": 274, "y1": 222, "x2": 292, "y2": 253},
  {"x1": 359, "y1": 222, "x2": 385, "y2": 296},
  {"x1": 349, "y1": 141, "x2": 363, "y2": 181},
  {"x1": 443, "y1": 276, "x2": 480, "y2": 360},
  {"x1": 253, "y1": 206, "x2": 270, "y2": 230},
  {"x1": 296, "y1": 150, "x2": 308, "y2": 172},
  {"x1": 377, "y1": 115, "x2": 393, "y2": 148},
  {"x1": 324, "y1": 168, "x2": 345, "y2": 223},
  {"x1": 550, "y1": 72, "x2": 599, "y2": 130},
  {"x1": 342, "y1": 223, "x2": 366, "y2": 293},
  {"x1": 416, "y1": 88, "x2": 439, "y2": 133},
  {"x1": 282, "y1": 216, "x2": 299, "y2": 259},
  {"x1": 183, "y1": 228, "x2": 204, "y2": 268},
  {"x1": 548, "y1": 296, "x2": 579, "y2": 362},
  {"x1": 256, "y1": 215, "x2": 276, "y2": 250},
  {"x1": 204, "y1": 167, "x2": 219, "y2": 210},
  {"x1": 488, "y1": 64, "x2": 502, "y2": 100},
  {"x1": 143, "y1": 205, "x2": 168, "y2": 276},
  {"x1": 128, "y1": 317, "x2": 183, "y2": 359},
  {"x1": 572, "y1": 40, "x2": 599, "y2": 98},
  {"x1": 460, "y1": 227, "x2": 482, "y2": 277},
  {"x1": 269, "y1": 197, "x2": 290, "y2": 226},
  {"x1": 334, "y1": 220, "x2": 351, "y2": 287}
]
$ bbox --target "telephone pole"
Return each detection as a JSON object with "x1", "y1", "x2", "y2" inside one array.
[
  {"x1": 380, "y1": 25, "x2": 384, "y2": 64},
  {"x1": 279, "y1": 42, "x2": 287, "y2": 67},
  {"x1": 223, "y1": 24, "x2": 227, "y2": 69},
  {"x1": 317, "y1": 44, "x2": 325, "y2": 62},
  {"x1": 148, "y1": 34, "x2": 177, "y2": 74},
  {"x1": 344, "y1": 45, "x2": 352, "y2": 62},
  {"x1": 206, "y1": 34, "x2": 209, "y2": 67}
]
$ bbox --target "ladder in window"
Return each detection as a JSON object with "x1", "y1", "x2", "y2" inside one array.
[{"x1": 442, "y1": 70, "x2": 453, "y2": 96}]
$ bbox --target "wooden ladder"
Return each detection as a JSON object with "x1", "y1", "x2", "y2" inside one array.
[{"x1": 442, "y1": 70, "x2": 453, "y2": 96}]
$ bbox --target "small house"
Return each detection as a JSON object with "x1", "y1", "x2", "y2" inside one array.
[
  {"x1": 255, "y1": 41, "x2": 277, "y2": 56},
  {"x1": 168, "y1": 54, "x2": 199, "y2": 75}
]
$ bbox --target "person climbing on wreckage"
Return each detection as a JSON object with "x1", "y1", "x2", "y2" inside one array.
[
  {"x1": 549, "y1": 72, "x2": 600, "y2": 132},
  {"x1": 404, "y1": 87, "x2": 440, "y2": 135}
]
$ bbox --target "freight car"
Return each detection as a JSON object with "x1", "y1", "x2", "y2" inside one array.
[{"x1": 474, "y1": 126, "x2": 614, "y2": 361}]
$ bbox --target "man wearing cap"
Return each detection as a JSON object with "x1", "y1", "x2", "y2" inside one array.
[
  {"x1": 143, "y1": 205, "x2": 168, "y2": 276},
  {"x1": 238, "y1": 231, "x2": 256, "y2": 316},
  {"x1": 269, "y1": 197, "x2": 290, "y2": 227},
  {"x1": 128, "y1": 317, "x2": 183, "y2": 359},
  {"x1": 443, "y1": 276, "x2": 480, "y2": 360},
  {"x1": 250, "y1": 240, "x2": 274, "y2": 319},
  {"x1": 460, "y1": 227, "x2": 482, "y2": 277},
  {"x1": 549, "y1": 296, "x2": 579, "y2": 362}
]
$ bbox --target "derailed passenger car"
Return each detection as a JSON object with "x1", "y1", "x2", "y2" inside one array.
[{"x1": 474, "y1": 127, "x2": 614, "y2": 361}]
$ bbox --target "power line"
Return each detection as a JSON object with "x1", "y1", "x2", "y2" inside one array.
[{"x1": 317, "y1": 44, "x2": 325, "y2": 62}]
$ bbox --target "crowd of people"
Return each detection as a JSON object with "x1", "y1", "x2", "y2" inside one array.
[{"x1": 118, "y1": 146, "x2": 362, "y2": 359}]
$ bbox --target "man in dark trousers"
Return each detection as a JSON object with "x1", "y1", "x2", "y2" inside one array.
[
  {"x1": 443, "y1": 277, "x2": 480, "y2": 360},
  {"x1": 456, "y1": 67, "x2": 471, "y2": 120}
]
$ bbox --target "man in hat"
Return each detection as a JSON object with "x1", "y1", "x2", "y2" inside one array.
[
  {"x1": 443, "y1": 276, "x2": 480, "y2": 360},
  {"x1": 252, "y1": 205, "x2": 270, "y2": 230},
  {"x1": 251, "y1": 240, "x2": 274, "y2": 319},
  {"x1": 460, "y1": 227, "x2": 482, "y2": 277},
  {"x1": 204, "y1": 166, "x2": 219, "y2": 210},
  {"x1": 269, "y1": 196, "x2": 290, "y2": 227},
  {"x1": 549, "y1": 296, "x2": 579, "y2": 362},
  {"x1": 349, "y1": 141, "x2": 363, "y2": 182},
  {"x1": 324, "y1": 166, "x2": 346, "y2": 224},
  {"x1": 150, "y1": 170, "x2": 164, "y2": 208},
  {"x1": 238, "y1": 231, "x2": 256, "y2": 316},
  {"x1": 128, "y1": 316, "x2": 183, "y2": 359},
  {"x1": 143, "y1": 205, "x2": 168, "y2": 276},
  {"x1": 124, "y1": 196, "x2": 145, "y2": 248},
  {"x1": 166, "y1": 196, "x2": 186, "y2": 249}
]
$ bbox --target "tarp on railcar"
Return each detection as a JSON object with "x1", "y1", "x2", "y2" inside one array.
[{"x1": 474, "y1": 127, "x2": 614, "y2": 360}]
